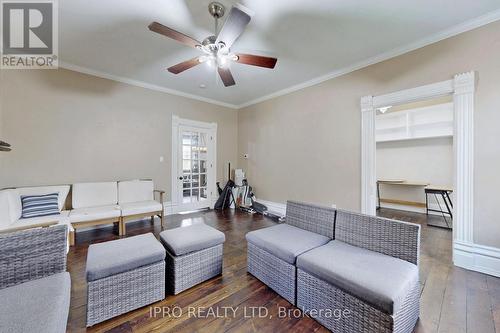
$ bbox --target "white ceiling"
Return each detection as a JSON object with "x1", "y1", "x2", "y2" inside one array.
[{"x1": 60, "y1": 0, "x2": 500, "y2": 108}]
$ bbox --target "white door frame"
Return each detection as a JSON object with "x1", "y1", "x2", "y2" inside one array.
[
  {"x1": 361, "y1": 71, "x2": 475, "y2": 269},
  {"x1": 172, "y1": 115, "x2": 217, "y2": 213}
]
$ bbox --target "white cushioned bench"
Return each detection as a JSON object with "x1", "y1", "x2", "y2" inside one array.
[
  {"x1": 69, "y1": 182, "x2": 122, "y2": 244},
  {"x1": 118, "y1": 180, "x2": 165, "y2": 234},
  {"x1": 2, "y1": 179, "x2": 166, "y2": 246}
]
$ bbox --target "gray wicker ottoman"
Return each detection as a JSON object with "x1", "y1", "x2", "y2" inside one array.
[
  {"x1": 159, "y1": 223, "x2": 225, "y2": 294},
  {"x1": 85, "y1": 233, "x2": 166, "y2": 327}
]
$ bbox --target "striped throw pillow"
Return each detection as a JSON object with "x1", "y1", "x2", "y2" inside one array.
[{"x1": 20, "y1": 193, "x2": 60, "y2": 219}]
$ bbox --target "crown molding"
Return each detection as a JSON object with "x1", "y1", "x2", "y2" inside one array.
[
  {"x1": 59, "y1": 9, "x2": 500, "y2": 110},
  {"x1": 58, "y1": 62, "x2": 239, "y2": 109},
  {"x1": 236, "y1": 9, "x2": 500, "y2": 109}
]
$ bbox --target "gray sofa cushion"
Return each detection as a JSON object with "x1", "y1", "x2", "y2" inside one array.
[
  {"x1": 86, "y1": 233, "x2": 165, "y2": 281},
  {"x1": 296, "y1": 240, "x2": 419, "y2": 314},
  {"x1": 159, "y1": 223, "x2": 225, "y2": 256},
  {"x1": 246, "y1": 224, "x2": 330, "y2": 264},
  {"x1": 0, "y1": 272, "x2": 70, "y2": 333}
]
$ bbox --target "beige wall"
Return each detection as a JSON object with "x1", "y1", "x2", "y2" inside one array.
[
  {"x1": 238, "y1": 21, "x2": 500, "y2": 248},
  {"x1": 0, "y1": 69, "x2": 238, "y2": 201},
  {"x1": 376, "y1": 137, "x2": 453, "y2": 208}
]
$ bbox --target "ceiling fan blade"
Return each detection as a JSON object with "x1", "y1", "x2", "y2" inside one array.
[
  {"x1": 218, "y1": 67, "x2": 236, "y2": 87},
  {"x1": 0, "y1": 140, "x2": 11, "y2": 147},
  {"x1": 148, "y1": 22, "x2": 201, "y2": 49},
  {"x1": 235, "y1": 54, "x2": 277, "y2": 69},
  {"x1": 215, "y1": 5, "x2": 251, "y2": 49},
  {"x1": 167, "y1": 57, "x2": 202, "y2": 74}
]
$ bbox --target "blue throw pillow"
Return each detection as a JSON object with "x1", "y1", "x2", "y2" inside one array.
[{"x1": 21, "y1": 193, "x2": 60, "y2": 219}]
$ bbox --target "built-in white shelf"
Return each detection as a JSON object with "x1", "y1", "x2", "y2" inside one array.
[{"x1": 376, "y1": 102, "x2": 453, "y2": 142}]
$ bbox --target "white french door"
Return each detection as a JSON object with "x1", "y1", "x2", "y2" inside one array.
[{"x1": 172, "y1": 117, "x2": 217, "y2": 212}]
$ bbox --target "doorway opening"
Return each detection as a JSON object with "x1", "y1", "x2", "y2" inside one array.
[
  {"x1": 360, "y1": 72, "x2": 476, "y2": 271},
  {"x1": 172, "y1": 116, "x2": 217, "y2": 213},
  {"x1": 375, "y1": 96, "x2": 454, "y2": 229}
]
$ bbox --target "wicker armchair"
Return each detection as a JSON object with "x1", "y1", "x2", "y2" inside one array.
[
  {"x1": 0, "y1": 225, "x2": 70, "y2": 333},
  {"x1": 246, "y1": 201, "x2": 335, "y2": 304},
  {"x1": 297, "y1": 210, "x2": 421, "y2": 333}
]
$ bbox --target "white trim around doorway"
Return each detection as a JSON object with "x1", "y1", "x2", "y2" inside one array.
[{"x1": 360, "y1": 71, "x2": 492, "y2": 275}]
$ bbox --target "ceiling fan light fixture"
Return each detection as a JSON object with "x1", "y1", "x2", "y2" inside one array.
[
  {"x1": 216, "y1": 52, "x2": 238, "y2": 68},
  {"x1": 148, "y1": 2, "x2": 277, "y2": 87},
  {"x1": 204, "y1": 55, "x2": 216, "y2": 68},
  {"x1": 217, "y1": 55, "x2": 229, "y2": 68},
  {"x1": 217, "y1": 55, "x2": 228, "y2": 67}
]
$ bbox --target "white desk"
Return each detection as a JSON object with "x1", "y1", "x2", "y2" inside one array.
[
  {"x1": 376, "y1": 180, "x2": 429, "y2": 209},
  {"x1": 377, "y1": 180, "x2": 454, "y2": 229}
]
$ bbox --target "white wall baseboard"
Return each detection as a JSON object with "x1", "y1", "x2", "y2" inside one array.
[
  {"x1": 454, "y1": 241, "x2": 500, "y2": 277},
  {"x1": 164, "y1": 200, "x2": 217, "y2": 215}
]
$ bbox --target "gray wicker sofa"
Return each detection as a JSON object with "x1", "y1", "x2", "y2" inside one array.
[
  {"x1": 246, "y1": 201, "x2": 336, "y2": 304},
  {"x1": 246, "y1": 201, "x2": 421, "y2": 333},
  {"x1": 0, "y1": 225, "x2": 70, "y2": 333}
]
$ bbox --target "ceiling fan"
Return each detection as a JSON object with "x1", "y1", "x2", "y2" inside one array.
[{"x1": 148, "y1": 2, "x2": 277, "y2": 87}]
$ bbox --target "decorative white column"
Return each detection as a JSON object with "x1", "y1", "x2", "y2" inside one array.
[
  {"x1": 453, "y1": 72, "x2": 475, "y2": 250},
  {"x1": 361, "y1": 95, "x2": 376, "y2": 215}
]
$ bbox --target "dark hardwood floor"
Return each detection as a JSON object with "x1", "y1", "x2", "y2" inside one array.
[
  {"x1": 66, "y1": 208, "x2": 500, "y2": 333},
  {"x1": 378, "y1": 208, "x2": 500, "y2": 333}
]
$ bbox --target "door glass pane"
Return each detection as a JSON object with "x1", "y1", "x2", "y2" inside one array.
[
  {"x1": 199, "y1": 133, "x2": 206, "y2": 147},
  {"x1": 183, "y1": 160, "x2": 191, "y2": 173},
  {"x1": 191, "y1": 160, "x2": 199, "y2": 173},
  {"x1": 200, "y1": 160, "x2": 207, "y2": 173},
  {"x1": 199, "y1": 133, "x2": 207, "y2": 160},
  {"x1": 192, "y1": 188, "x2": 199, "y2": 202},
  {"x1": 191, "y1": 132, "x2": 199, "y2": 146},
  {"x1": 183, "y1": 189, "x2": 191, "y2": 203},
  {"x1": 182, "y1": 132, "x2": 192, "y2": 145},
  {"x1": 183, "y1": 146, "x2": 191, "y2": 159},
  {"x1": 191, "y1": 147, "x2": 199, "y2": 160},
  {"x1": 200, "y1": 173, "x2": 207, "y2": 187},
  {"x1": 199, "y1": 149, "x2": 207, "y2": 161},
  {"x1": 192, "y1": 174, "x2": 199, "y2": 188},
  {"x1": 183, "y1": 174, "x2": 191, "y2": 188},
  {"x1": 200, "y1": 187, "x2": 207, "y2": 201}
]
